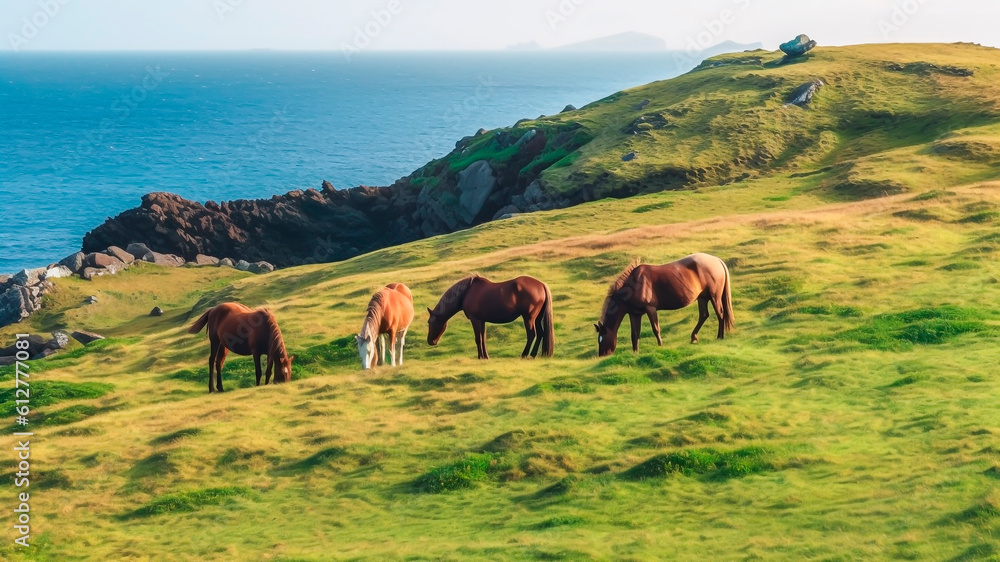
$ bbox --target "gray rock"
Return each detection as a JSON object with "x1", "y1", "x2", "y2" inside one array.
[
  {"x1": 235, "y1": 260, "x2": 252, "y2": 272},
  {"x1": 13, "y1": 268, "x2": 46, "y2": 287},
  {"x1": 59, "y1": 252, "x2": 86, "y2": 274},
  {"x1": 85, "y1": 296, "x2": 98, "y2": 304},
  {"x1": 105, "y1": 246, "x2": 135, "y2": 265},
  {"x1": 787, "y1": 80, "x2": 824, "y2": 107},
  {"x1": 0, "y1": 356, "x2": 14, "y2": 366},
  {"x1": 85, "y1": 252, "x2": 123, "y2": 270},
  {"x1": 81, "y1": 267, "x2": 109, "y2": 281},
  {"x1": 493, "y1": 205, "x2": 522, "y2": 220},
  {"x1": 71, "y1": 331, "x2": 105, "y2": 345},
  {"x1": 0, "y1": 285, "x2": 39, "y2": 327},
  {"x1": 562, "y1": 104, "x2": 577, "y2": 113},
  {"x1": 0, "y1": 334, "x2": 48, "y2": 357},
  {"x1": 126, "y1": 242, "x2": 153, "y2": 261},
  {"x1": 514, "y1": 129, "x2": 537, "y2": 148},
  {"x1": 457, "y1": 160, "x2": 498, "y2": 223},
  {"x1": 634, "y1": 99, "x2": 651, "y2": 111},
  {"x1": 193, "y1": 254, "x2": 220, "y2": 266},
  {"x1": 622, "y1": 151, "x2": 639, "y2": 162},
  {"x1": 780, "y1": 34, "x2": 817, "y2": 60},
  {"x1": 30, "y1": 348, "x2": 57, "y2": 361},
  {"x1": 145, "y1": 252, "x2": 185, "y2": 267},
  {"x1": 49, "y1": 331, "x2": 70, "y2": 350},
  {"x1": 523, "y1": 181, "x2": 547, "y2": 206},
  {"x1": 150, "y1": 306, "x2": 164, "y2": 317},
  {"x1": 43, "y1": 265, "x2": 74, "y2": 280},
  {"x1": 248, "y1": 261, "x2": 275, "y2": 274},
  {"x1": 219, "y1": 258, "x2": 236, "y2": 268}
]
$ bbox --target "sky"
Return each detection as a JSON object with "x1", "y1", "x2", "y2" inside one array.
[{"x1": 1, "y1": 0, "x2": 998, "y2": 52}]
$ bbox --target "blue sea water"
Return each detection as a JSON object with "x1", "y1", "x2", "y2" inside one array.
[{"x1": 0, "y1": 52, "x2": 689, "y2": 273}]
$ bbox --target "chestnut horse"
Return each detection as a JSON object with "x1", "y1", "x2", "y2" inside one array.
[
  {"x1": 427, "y1": 275, "x2": 554, "y2": 359},
  {"x1": 188, "y1": 303, "x2": 294, "y2": 392},
  {"x1": 356, "y1": 283, "x2": 414, "y2": 370},
  {"x1": 596, "y1": 254, "x2": 733, "y2": 357}
]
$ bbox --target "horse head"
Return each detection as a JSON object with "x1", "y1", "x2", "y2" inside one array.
[
  {"x1": 426, "y1": 307, "x2": 448, "y2": 346},
  {"x1": 595, "y1": 322, "x2": 617, "y2": 357},
  {"x1": 356, "y1": 333, "x2": 377, "y2": 370},
  {"x1": 278, "y1": 354, "x2": 294, "y2": 382}
]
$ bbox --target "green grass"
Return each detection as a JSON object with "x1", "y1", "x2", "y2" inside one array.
[{"x1": 4, "y1": 42, "x2": 1000, "y2": 560}]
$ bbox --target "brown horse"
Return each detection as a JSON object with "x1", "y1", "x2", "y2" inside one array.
[
  {"x1": 188, "y1": 303, "x2": 294, "y2": 392},
  {"x1": 427, "y1": 275, "x2": 554, "y2": 359},
  {"x1": 596, "y1": 254, "x2": 733, "y2": 356},
  {"x1": 356, "y1": 283, "x2": 414, "y2": 370}
]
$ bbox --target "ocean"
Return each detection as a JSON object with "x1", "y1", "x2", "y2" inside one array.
[{"x1": 0, "y1": 51, "x2": 690, "y2": 273}]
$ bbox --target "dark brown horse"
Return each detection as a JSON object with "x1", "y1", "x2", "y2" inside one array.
[
  {"x1": 188, "y1": 303, "x2": 294, "y2": 392},
  {"x1": 356, "y1": 282, "x2": 414, "y2": 370},
  {"x1": 427, "y1": 275, "x2": 554, "y2": 359},
  {"x1": 596, "y1": 254, "x2": 733, "y2": 356}
]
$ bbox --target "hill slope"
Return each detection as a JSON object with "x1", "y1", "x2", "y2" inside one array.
[
  {"x1": 6, "y1": 165, "x2": 1000, "y2": 557},
  {"x1": 82, "y1": 43, "x2": 1000, "y2": 267}
]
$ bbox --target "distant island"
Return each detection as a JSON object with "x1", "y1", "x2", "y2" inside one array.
[{"x1": 508, "y1": 32, "x2": 763, "y2": 54}]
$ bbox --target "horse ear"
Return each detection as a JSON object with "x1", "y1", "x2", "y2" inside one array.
[
  {"x1": 594, "y1": 323, "x2": 601, "y2": 333},
  {"x1": 427, "y1": 307, "x2": 433, "y2": 316},
  {"x1": 289, "y1": 356, "x2": 295, "y2": 363},
  {"x1": 354, "y1": 334, "x2": 360, "y2": 342}
]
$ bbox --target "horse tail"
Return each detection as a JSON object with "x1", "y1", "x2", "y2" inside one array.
[
  {"x1": 540, "y1": 283, "x2": 555, "y2": 357},
  {"x1": 188, "y1": 309, "x2": 211, "y2": 334},
  {"x1": 720, "y1": 259, "x2": 735, "y2": 334}
]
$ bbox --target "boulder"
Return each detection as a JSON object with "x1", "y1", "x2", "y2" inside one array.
[
  {"x1": 248, "y1": 262, "x2": 275, "y2": 274},
  {"x1": 43, "y1": 265, "x2": 74, "y2": 280},
  {"x1": 13, "y1": 268, "x2": 46, "y2": 287},
  {"x1": 780, "y1": 34, "x2": 817, "y2": 60},
  {"x1": 493, "y1": 205, "x2": 522, "y2": 220},
  {"x1": 457, "y1": 161, "x2": 498, "y2": 223},
  {"x1": 0, "y1": 334, "x2": 48, "y2": 358},
  {"x1": 85, "y1": 252, "x2": 122, "y2": 270},
  {"x1": 219, "y1": 258, "x2": 236, "y2": 268},
  {"x1": 150, "y1": 306, "x2": 164, "y2": 317},
  {"x1": 145, "y1": 252, "x2": 185, "y2": 267},
  {"x1": 787, "y1": 80, "x2": 824, "y2": 107},
  {"x1": 0, "y1": 275, "x2": 10, "y2": 292},
  {"x1": 30, "y1": 348, "x2": 57, "y2": 360},
  {"x1": 523, "y1": 181, "x2": 547, "y2": 206},
  {"x1": 622, "y1": 151, "x2": 639, "y2": 162},
  {"x1": 125, "y1": 242, "x2": 153, "y2": 261},
  {"x1": 235, "y1": 260, "x2": 252, "y2": 272},
  {"x1": 49, "y1": 331, "x2": 70, "y2": 350},
  {"x1": 193, "y1": 254, "x2": 220, "y2": 266},
  {"x1": 0, "y1": 356, "x2": 14, "y2": 366},
  {"x1": 634, "y1": 99, "x2": 651, "y2": 111},
  {"x1": 105, "y1": 246, "x2": 135, "y2": 265},
  {"x1": 59, "y1": 251, "x2": 87, "y2": 274},
  {"x1": 561, "y1": 104, "x2": 577, "y2": 113},
  {"x1": 81, "y1": 267, "x2": 109, "y2": 281},
  {"x1": 85, "y1": 296, "x2": 98, "y2": 304},
  {"x1": 71, "y1": 331, "x2": 105, "y2": 345},
  {"x1": 0, "y1": 286, "x2": 40, "y2": 327}
]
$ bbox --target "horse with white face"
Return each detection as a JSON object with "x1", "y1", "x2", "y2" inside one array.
[{"x1": 356, "y1": 283, "x2": 414, "y2": 370}]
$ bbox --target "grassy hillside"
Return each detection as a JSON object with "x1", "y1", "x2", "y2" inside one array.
[{"x1": 3, "y1": 43, "x2": 1000, "y2": 560}]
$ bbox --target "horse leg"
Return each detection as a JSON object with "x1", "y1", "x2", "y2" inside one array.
[
  {"x1": 397, "y1": 329, "x2": 407, "y2": 366},
  {"x1": 265, "y1": 356, "x2": 274, "y2": 385},
  {"x1": 208, "y1": 339, "x2": 219, "y2": 393},
  {"x1": 692, "y1": 295, "x2": 711, "y2": 344},
  {"x1": 388, "y1": 330, "x2": 397, "y2": 366},
  {"x1": 646, "y1": 308, "x2": 662, "y2": 346},
  {"x1": 521, "y1": 316, "x2": 536, "y2": 359},
  {"x1": 215, "y1": 347, "x2": 228, "y2": 392},
  {"x1": 254, "y1": 354, "x2": 263, "y2": 386},
  {"x1": 629, "y1": 312, "x2": 642, "y2": 352},
  {"x1": 711, "y1": 296, "x2": 726, "y2": 340},
  {"x1": 530, "y1": 314, "x2": 544, "y2": 358},
  {"x1": 471, "y1": 320, "x2": 486, "y2": 360}
]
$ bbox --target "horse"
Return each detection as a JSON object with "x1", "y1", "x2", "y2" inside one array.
[
  {"x1": 356, "y1": 283, "x2": 414, "y2": 370},
  {"x1": 595, "y1": 254, "x2": 734, "y2": 357},
  {"x1": 427, "y1": 275, "x2": 554, "y2": 360},
  {"x1": 188, "y1": 303, "x2": 294, "y2": 392}
]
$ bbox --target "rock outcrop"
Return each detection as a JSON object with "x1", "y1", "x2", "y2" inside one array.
[
  {"x1": 780, "y1": 34, "x2": 817, "y2": 61},
  {"x1": 787, "y1": 80, "x2": 824, "y2": 107}
]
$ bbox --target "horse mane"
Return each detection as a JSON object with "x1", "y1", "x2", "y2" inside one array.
[
  {"x1": 600, "y1": 259, "x2": 642, "y2": 322},
  {"x1": 258, "y1": 308, "x2": 288, "y2": 359},
  {"x1": 432, "y1": 274, "x2": 481, "y2": 316},
  {"x1": 360, "y1": 290, "x2": 387, "y2": 340}
]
